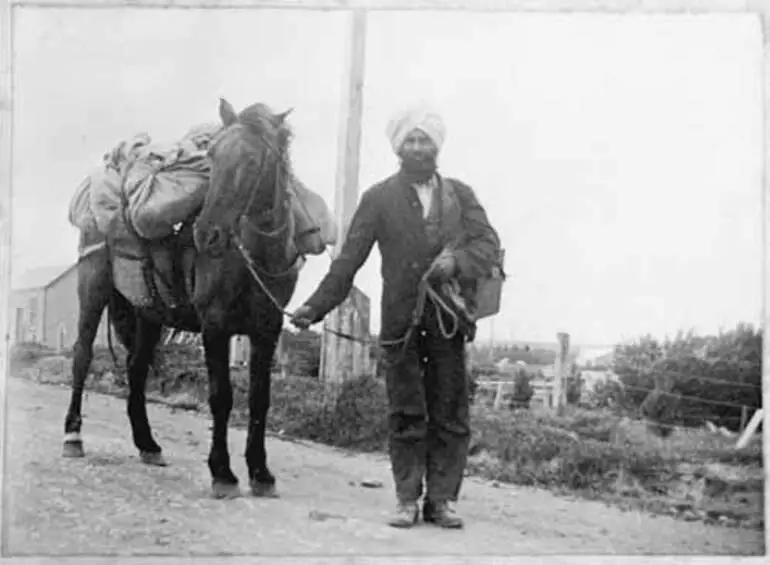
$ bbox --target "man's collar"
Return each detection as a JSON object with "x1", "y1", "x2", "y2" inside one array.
[
  {"x1": 396, "y1": 169, "x2": 439, "y2": 189},
  {"x1": 413, "y1": 175, "x2": 438, "y2": 190}
]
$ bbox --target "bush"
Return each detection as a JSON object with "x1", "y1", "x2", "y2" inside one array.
[
  {"x1": 612, "y1": 325, "x2": 763, "y2": 432},
  {"x1": 281, "y1": 329, "x2": 322, "y2": 377},
  {"x1": 509, "y1": 369, "x2": 534, "y2": 409},
  {"x1": 583, "y1": 376, "x2": 625, "y2": 410},
  {"x1": 469, "y1": 405, "x2": 665, "y2": 492},
  {"x1": 468, "y1": 402, "x2": 763, "y2": 526},
  {"x1": 565, "y1": 368, "x2": 583, "y2": 405},
  {"x1": 10, "y1": 342, "x2": 58, "y2": 372},
  {"x1": 277, "y1": 373, "x2": 389, "y2": 452}
]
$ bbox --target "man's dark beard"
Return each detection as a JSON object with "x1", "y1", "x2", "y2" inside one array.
[{"x1": 399, "y1": 154, "x2": 437, "y2": 184}]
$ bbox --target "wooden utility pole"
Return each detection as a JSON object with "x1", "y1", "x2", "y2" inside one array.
[
  {"x1": 552, "y1": 332, "x2": 570, "y2": 416},
  {"x1": 319, "y1": 8, "x2": 370, "y2": 405}
]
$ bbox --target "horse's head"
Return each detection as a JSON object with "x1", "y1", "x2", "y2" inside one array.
[{"x1": 192, "y1": 98, "x2": 298, "y2": 317}]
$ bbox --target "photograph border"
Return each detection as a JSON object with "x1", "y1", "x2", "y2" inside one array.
[{"x1": 0, "y1": 0, "x2": 767, "y2": 563}]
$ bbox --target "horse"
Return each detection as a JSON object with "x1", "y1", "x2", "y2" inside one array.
[{"x1": 62, "y1": 98, "x2": 322, "y2": 499}]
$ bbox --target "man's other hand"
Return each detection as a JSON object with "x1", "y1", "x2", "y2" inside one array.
[{"x1": 428, "y1": 251, "x2": 457, "y2": 282}]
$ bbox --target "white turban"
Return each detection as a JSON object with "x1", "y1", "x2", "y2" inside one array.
[{"x1": 386, "y1": 106, "x2": 446, "y2": 154}]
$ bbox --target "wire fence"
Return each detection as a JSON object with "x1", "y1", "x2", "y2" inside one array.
[
  {"x1": 616, "y1": 365, "x2": 761, "y2": 390},
  {"x1": 473, "y1": 362, "x2": 763, "y2": 439},
  {"x1": 158, "y1": 328, "x2": 762, "y2": 441}
]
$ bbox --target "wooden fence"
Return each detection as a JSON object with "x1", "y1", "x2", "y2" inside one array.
[
  {"x1": 474, "y1": 378, "x2": 555, "y2": 410},
  {"x1": 160, "y1": 329, "x2": 258, "y2": 369}
]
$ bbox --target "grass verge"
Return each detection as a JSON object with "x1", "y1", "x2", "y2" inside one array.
[{"x1": 11, "y1": 342, "x2": 763, "y2": 530}]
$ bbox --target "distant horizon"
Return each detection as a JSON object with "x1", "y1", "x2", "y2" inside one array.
[{"x1": 284, "y1": 323, "x2": 759, "y2": 350}]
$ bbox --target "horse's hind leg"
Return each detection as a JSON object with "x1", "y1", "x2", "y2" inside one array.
[
  {"x1": 63, "y1": 249, "x2": 111, "y2": 458},
  {"x1": 123, "y1": 310, "x2": 167, "y2": 466}
]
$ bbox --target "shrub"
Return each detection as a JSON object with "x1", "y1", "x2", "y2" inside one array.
[
  {"x1": 10, "y1": 342, "x2": 58, "y2": 372},
  {"x1": 583, "y1": 375, "x2": 625, "y2": 410},
  {"x1": 269, "y1": 372, "x2": 389, "y2": 452},
  {"x1": 565, "y1": 368, "x2": 583, "y2": 405},
  {"x1": 281, "y1": 329, "x2": 322, "y2": 377},
  {"x1": 509, "y1": 369, "x2": 534, "y2": 409},
  {"x1": 612, "y1": 325, "x2": 763, "y2": 432}
]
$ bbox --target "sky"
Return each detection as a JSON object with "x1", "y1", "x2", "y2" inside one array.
[{"x1": 10, "y1": 8, "x2": 765, "y2": 346}]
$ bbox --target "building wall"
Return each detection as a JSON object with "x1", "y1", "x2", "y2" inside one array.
[
  {"x1": 9, "y1": 288, "x2": 45, "y2": 344},
  {"x1": 43, "y1": 267, "x2": 109, "y2": 351}
]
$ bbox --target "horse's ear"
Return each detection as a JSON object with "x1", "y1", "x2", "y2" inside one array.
[
  {"x1": 219, "y1": 98, "x2": 239, "y2": 127},
  {"x1": 273, "y1": 107, "x2": 293, "y2": 126}
]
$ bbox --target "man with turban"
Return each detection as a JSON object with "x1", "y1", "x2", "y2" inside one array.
[{"x1": 291, "y1": 105, "x2": 501, "y2": 529}]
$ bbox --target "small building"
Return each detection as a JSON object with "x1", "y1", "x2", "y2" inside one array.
[
  {"x1": 576, "y1": 346, "x2": 615, "y2": 368},
  {"x1": 10, "y1": 263, "x2": 110, "y2": 352}
]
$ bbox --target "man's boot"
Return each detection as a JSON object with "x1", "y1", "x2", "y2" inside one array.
[
  {"x1": 422, "y1": 499, "x2": 464, "y2": 529},
  {"x1": 387, "y1": 500, "x2": 419, "y2": 528}
]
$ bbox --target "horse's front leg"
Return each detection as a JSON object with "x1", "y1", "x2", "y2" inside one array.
[
  {"x1": 245, "y1": 328, "x2": 280, "y2": 498},
  {"x1": 203, "y1": 329, "x2": 240, "y2": 498}
]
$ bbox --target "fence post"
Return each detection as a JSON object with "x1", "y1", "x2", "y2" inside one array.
[
  {"x1": 553, "y1": 332, "x2": 570, "y2": 416},
  {"x1": 736, "y1": 409, "x2": 763, "y2": 449},
  {"x1": 493, "y1": 381, "x2": 504, "y2": 410},
  {"x1": 277, "y1": 331, "x2": 288, "y2": 378}
]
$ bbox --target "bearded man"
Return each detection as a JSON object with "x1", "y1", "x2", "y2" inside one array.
[{"x1": 291, "y1": 106, "x2": 501, "y2": 529}]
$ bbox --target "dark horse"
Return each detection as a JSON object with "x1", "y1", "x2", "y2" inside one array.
[{"x1": 62, "y1": 98, "x2": 316, "y2": 498}]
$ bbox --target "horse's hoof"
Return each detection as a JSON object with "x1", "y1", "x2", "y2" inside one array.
[
  {"x1": 62, "y1": 441, "x2": 85, "y2": 458},
  {"x1": 140, "y1": 451, "x2": 168, "y2": 467},
  {"x1": 250, "y1": 480, "x2": 278, "y2": 498},
  {"x1": 212, "y1": 481, "x2": 241, "y2": 500}
]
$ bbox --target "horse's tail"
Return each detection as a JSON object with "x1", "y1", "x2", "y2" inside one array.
[{"x1": 106, "y1": 297, "x2": 119, "y2": 369}]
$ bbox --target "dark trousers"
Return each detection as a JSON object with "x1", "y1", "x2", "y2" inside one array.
[{"x1": 382, "y1": 302, "x2": 471, "y2": 504}]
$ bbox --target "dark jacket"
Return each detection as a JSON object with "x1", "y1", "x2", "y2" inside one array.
[{"x1": 304, "y1": 169, "x2": 501, "y2": 341}]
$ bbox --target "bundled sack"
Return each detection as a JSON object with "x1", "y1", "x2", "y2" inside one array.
[
  {"x1": 69, "y1": 133, "x2": 151, "y2": 235},
  {"x1": 88, "y1": 125, "x2": 221, "y2": 242},
  {"x1": 288, "y1": 175, "x2": 337, "y2": 255},
  {"x1": 125, "y1": 130, "x2": 217, "y2": 240},
  {"x1": 67, "y1": 175, "x2": 98, "y2": 233},
  {"x1": 126, "y1": 152, "x2": 210, "y2": 240},
  {"x1": 77, "y1": 122, "x2": 338, "y2": 253},
  {"x1": 88, "y1": 133, "x2": 154, "y2": 238}
]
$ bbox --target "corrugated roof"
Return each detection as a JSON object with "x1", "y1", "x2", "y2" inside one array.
[{"x1": 11, "y1": 264, "x2": 73, "y2": 291}]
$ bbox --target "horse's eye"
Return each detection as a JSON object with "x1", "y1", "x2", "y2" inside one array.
[{"x1": 205, "y1": 228, "x2": 223, "y2": 248}]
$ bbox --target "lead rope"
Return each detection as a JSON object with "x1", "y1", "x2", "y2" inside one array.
[{"x1": 232, "y1": 233, "x2": 460, "y2": 359}]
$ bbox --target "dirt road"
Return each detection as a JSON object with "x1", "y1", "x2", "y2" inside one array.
[{"x1": 2, "y1": 376, "x2": 764, "y2": 558}]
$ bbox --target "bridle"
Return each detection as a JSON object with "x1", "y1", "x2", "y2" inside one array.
[{"x1": 203, "y1": 124, "x2": 320, "y2": 282}]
